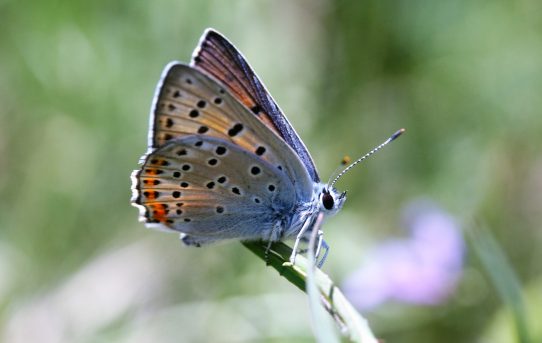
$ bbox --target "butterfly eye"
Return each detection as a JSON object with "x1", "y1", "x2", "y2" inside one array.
[{"x1": 322, "y1": 191, "x2": 335, "y2": 210}]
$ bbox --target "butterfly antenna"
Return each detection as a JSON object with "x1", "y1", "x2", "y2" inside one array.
[
  {"x1": 329, "y1": 128, "x2": 406, "y2": 188},
  {"x1": 327, "y1": 155, "x2": 352, "y2": 185}
]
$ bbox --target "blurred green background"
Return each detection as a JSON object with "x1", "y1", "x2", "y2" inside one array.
[{"x1": 1, "y1": 0, "x2": 541, "y2": 342}]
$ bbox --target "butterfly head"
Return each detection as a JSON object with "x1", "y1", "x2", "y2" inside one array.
[{"x1": 320, "y1": 186, "x2": 346, "y2": 216}]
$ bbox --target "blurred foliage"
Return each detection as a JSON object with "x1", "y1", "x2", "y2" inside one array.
[{"x1": 1, "y1": 0, "x2": 541, "y2": 342}]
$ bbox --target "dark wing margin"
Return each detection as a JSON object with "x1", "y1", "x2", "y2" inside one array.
[{"x1": 190, "y1": 28, "x2": 320, "y2": 182}]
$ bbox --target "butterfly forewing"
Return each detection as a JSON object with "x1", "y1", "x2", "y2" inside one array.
[
  {"x1": 152, "y1": 63, "x2": 272, "y2": 153},
  {"x1": 133, "y1": 135, "x2": 297, "y2": 242},
  {"x1": 148, "y1": 64, "x2": 313, "y2": 194},
  {"x1": 191, "y1": 29, "x2": 320, "y2": 182}
]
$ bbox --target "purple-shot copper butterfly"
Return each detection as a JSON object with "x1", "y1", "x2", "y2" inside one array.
[{"x1": 131, "y1": 29, "x2": 404, "y2": 265}]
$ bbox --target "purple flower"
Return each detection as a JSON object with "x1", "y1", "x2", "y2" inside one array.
[{"x1": 343, "y1": 200, "x2": 465, "y2": 310}]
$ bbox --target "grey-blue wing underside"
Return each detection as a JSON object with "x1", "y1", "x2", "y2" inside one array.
[{"x1": 132, "y1": 135, "x2": 298, "y2": 244}]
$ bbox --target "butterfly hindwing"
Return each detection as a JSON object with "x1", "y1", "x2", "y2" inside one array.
[
  {"x1": 191, "y1": 29, "x2": 320, "y2": 182},
  {"x1": 132, "y1": 135, "x2": 297, "y2": 242}
]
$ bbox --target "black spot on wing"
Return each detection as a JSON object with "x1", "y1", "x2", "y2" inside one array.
[
  {"x1": 228, "y1": 123, "x2": 243, "y2": 137},
  {"x1": 251, "y1": 104, "x2": 262, "y2": 114}
]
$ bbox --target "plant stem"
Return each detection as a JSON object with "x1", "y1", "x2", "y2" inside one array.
[{"x1": 242, "y1": 241, "x2": 378, "y2": 343}]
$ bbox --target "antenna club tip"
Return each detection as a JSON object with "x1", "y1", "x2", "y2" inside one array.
[{"x1": 391, "y1": 128, "x2": 406, "y2": 141}]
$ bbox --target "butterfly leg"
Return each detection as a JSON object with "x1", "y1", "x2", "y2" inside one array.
[
  {"x1": 264, "y1": 239, "x2": 273, "y2": 265},
  {"x1": 315, "y1": 235, "x2": 330, "y2": 268},
  {"x1": 289, "y1": 217, "x2": 315, "y2": 265},
  {"x1": 264, "y1": 223, "x2": 285, "y2": 264},
  {"x1": 314, "y1": 230, "x2": 323, "y2": 257},
  {"x1": 307, "y1": 213, "x2": 328, "y2": 268}
]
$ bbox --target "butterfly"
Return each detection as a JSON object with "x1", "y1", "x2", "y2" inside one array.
[{"x1": 131, "y1": 28, "x2": 403, "y2": 266}]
